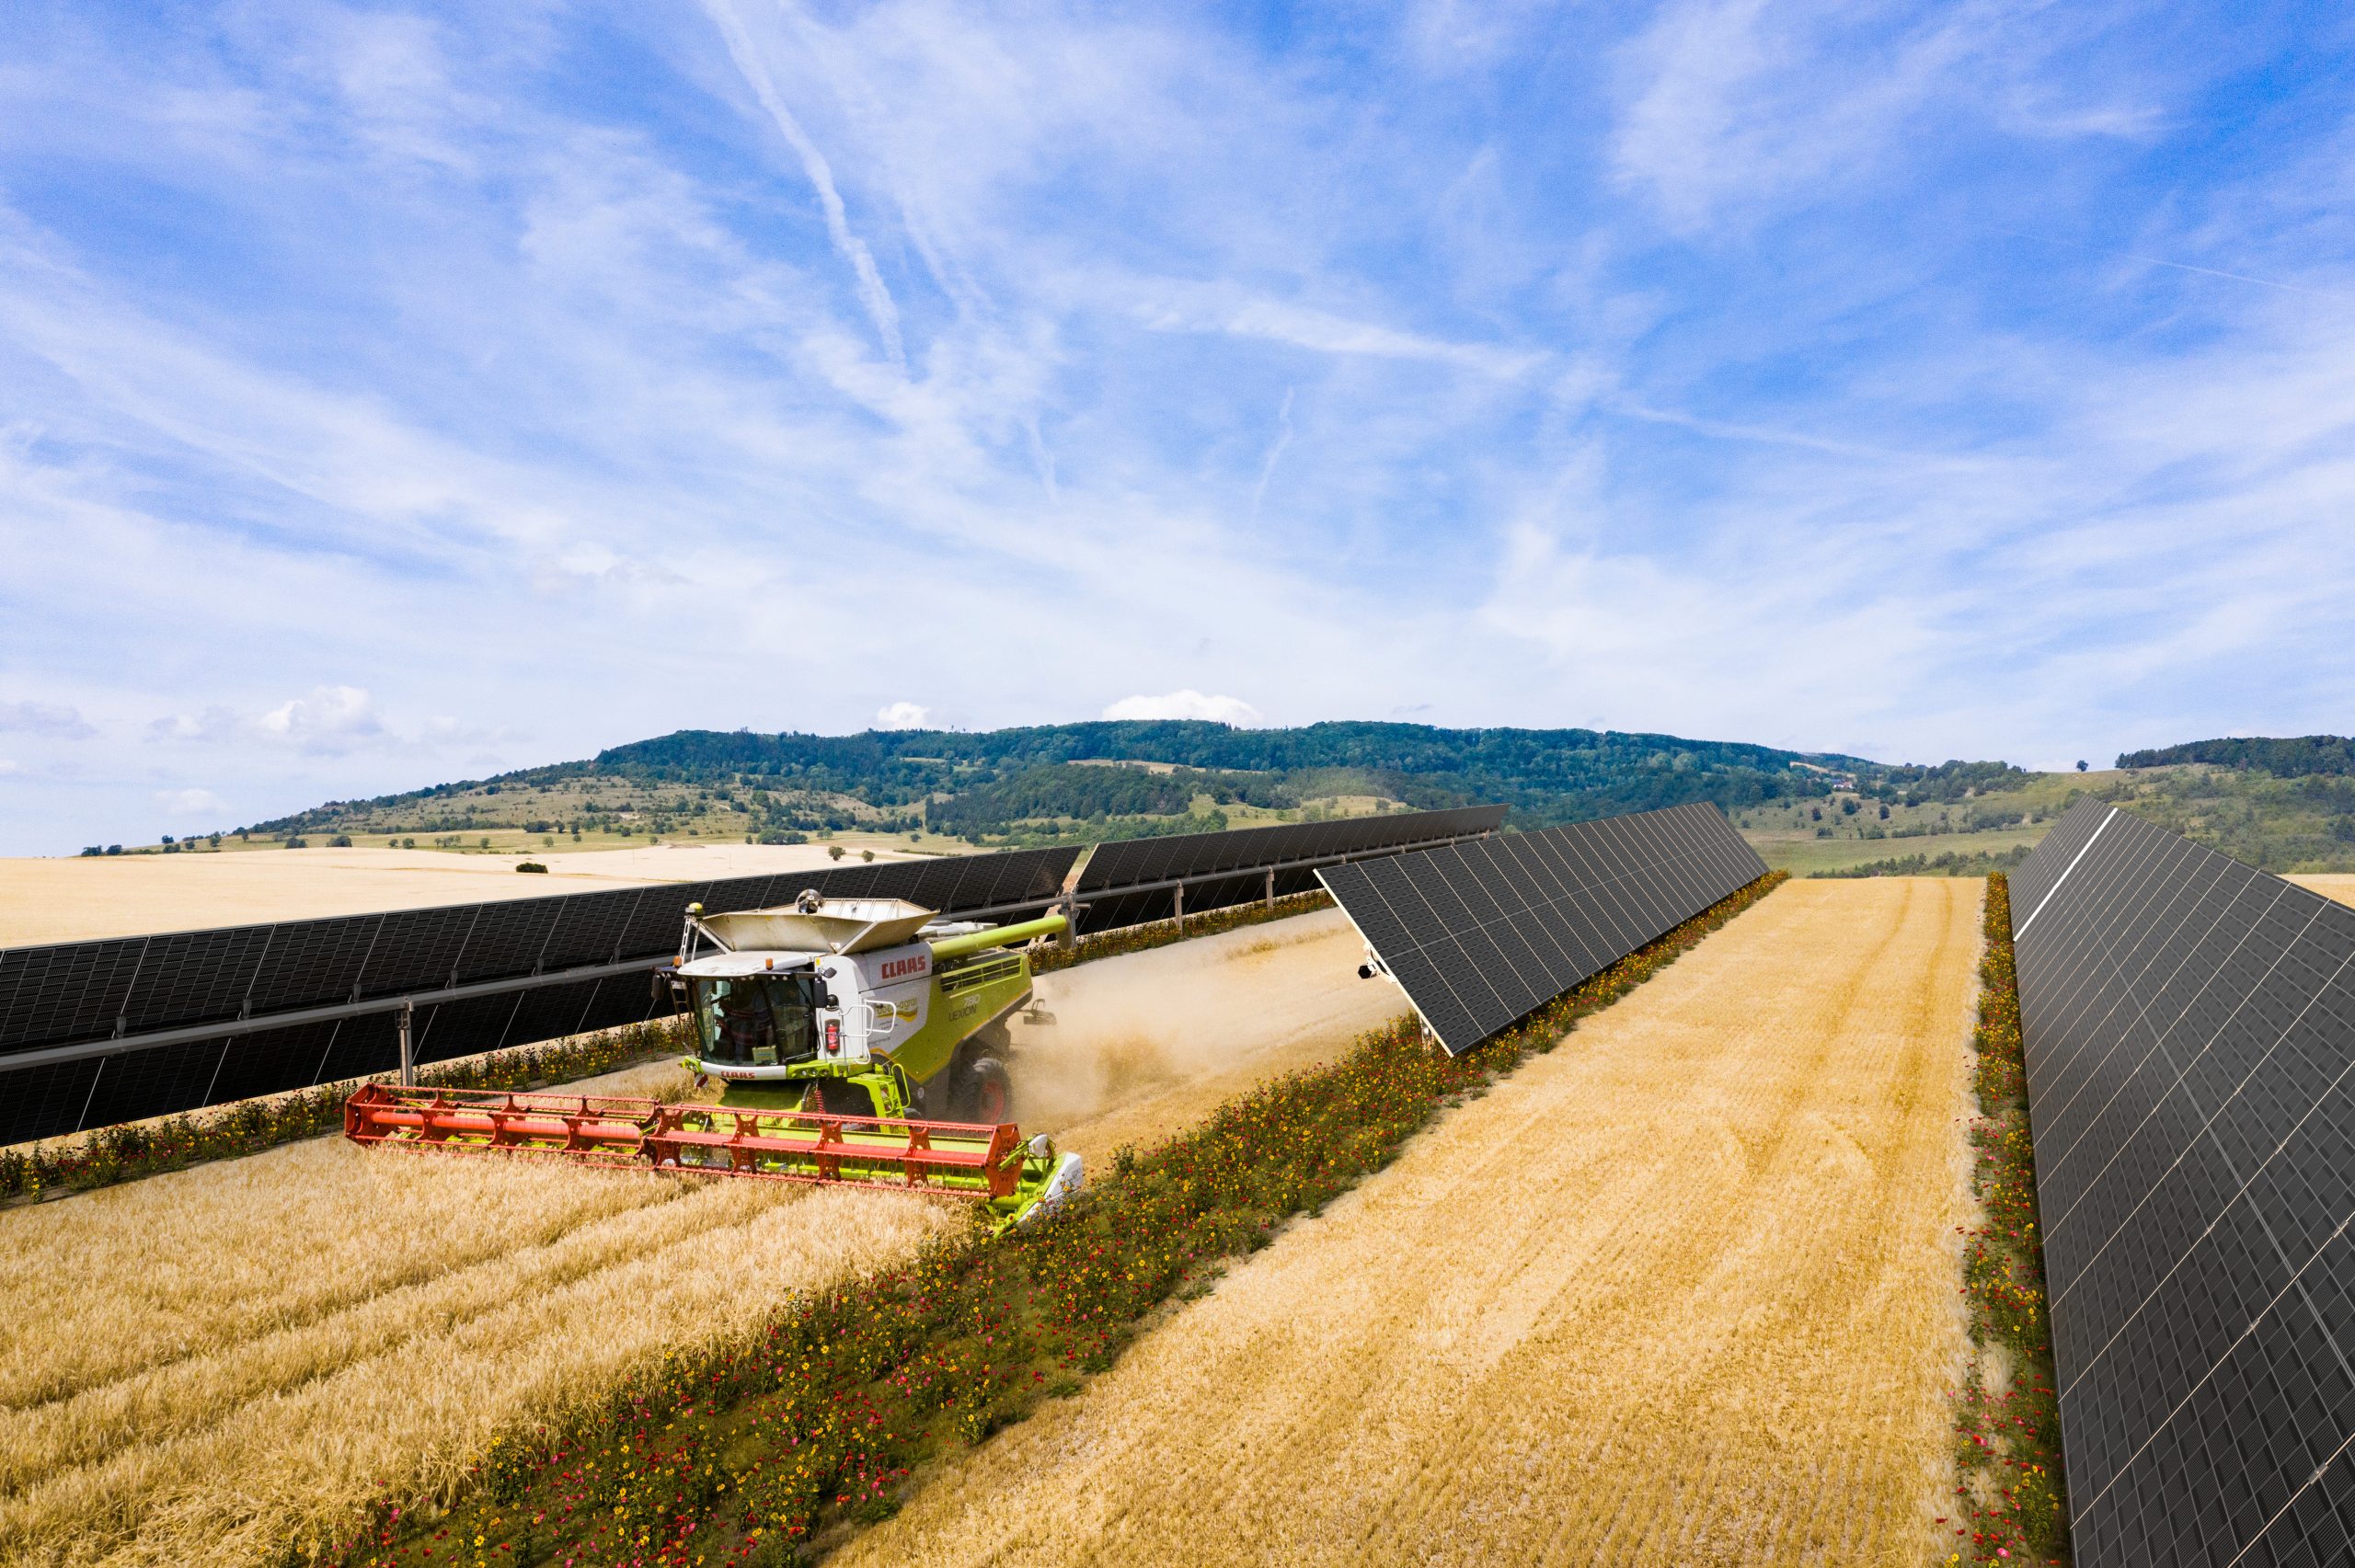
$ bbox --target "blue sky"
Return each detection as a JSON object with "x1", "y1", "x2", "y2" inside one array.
[{"x1": 2, "y1": 1, "x2": 2352, "y2": 854}]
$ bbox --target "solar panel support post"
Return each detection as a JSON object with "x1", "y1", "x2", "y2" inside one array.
[
  {"x1": 1173, "y1": 881, "x2": 1185, "y2": 934},
  {"x1": 1264, "y1": 868, "x2": 1274, "y2": 910},
  {"x1": 396, "y1": 1001, "x2": 415, "y2": 1088}
]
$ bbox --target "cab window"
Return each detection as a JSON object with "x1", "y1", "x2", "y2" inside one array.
[{"x1": 695, "y1": 976, "x2": 819, "y2": 1066}]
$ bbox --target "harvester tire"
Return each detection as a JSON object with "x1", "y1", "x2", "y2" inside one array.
[{"x1": 958, "y1": 1056, "x2": 1014, "y2": 1125}]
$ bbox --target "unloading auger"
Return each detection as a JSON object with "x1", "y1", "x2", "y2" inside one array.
[{"x1": 343, "y1": 892, "x2": 1084, "y2": 1230}]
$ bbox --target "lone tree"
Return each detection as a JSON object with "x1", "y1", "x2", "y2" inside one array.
[
  {"x1": 2076, "y1": 760, "x2": 2089, "y2": 773},
  {"x1": 828, "y1": 844, "x2": 846, "y2": 862}
]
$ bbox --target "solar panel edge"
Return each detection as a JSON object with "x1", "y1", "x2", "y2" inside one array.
[
  {"x1": 1322, "y1": 803, "x2": 1763, "y2": 1059},
  {"x1": 2016, "y1": 802, "x2": 2355, "y2": 1568}
]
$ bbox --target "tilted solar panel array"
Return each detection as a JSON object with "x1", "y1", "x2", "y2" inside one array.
[
  {"x1": 2013, "y1": 798, "x2": 2355, "y2": 1566},
  {"x1": 0, "y1": 846, "x2": 1081, "y2": 1145},
  {"x1": 1318, "y1": 802, "x2": 1766, "y2": 1056},
  {"x1": 1072, "y1": 805, "x2": 1506, "y2": 933}
]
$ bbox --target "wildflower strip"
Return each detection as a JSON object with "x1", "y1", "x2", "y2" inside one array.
[
  {"x1": 326, "y1": 872, "x2": 1785, "y2": 1568},
  {"x1": 1947, "y1": 872, "x2": 2071, "y2": 1563},
  {"x1": 0, "y1": 1017, "x2": 687, "y2": 1205}
]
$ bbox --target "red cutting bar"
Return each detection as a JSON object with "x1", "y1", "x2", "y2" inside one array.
[{"x1": 344, "y1": 1082, "x2": 1023, "y2": 1197}]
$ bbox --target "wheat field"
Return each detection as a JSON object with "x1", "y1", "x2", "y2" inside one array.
[
  {"x1": 837, "y1": 876, "x2": 1982, "y2": 1568},
  {"x1": 0, "y1": 1099, "x2": 962, "y2": 1568},
  {"x1": 0, "y1": 912, "x2": 1396, "y2": 1568}
]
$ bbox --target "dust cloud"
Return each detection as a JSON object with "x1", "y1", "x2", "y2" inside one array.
[{"x1": 1005, "y1": 910, "x2": 1408, "y2": 1157}]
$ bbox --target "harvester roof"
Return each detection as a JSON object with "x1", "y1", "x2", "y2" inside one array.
[
  {"x1": 697, "y1": 897, "x2": 935, "y2": 956},
  {"x1": 676, "y1": 951, "x2": 825, "y2": 979}
]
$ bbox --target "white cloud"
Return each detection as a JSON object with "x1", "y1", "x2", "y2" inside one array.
[
  {"x1": 151, "y1": 686, "x2": 387, "y2": 755},
  {"x1": 0, "y1": 760, "x2": 20, "y2": 776},
  {"x1": 1103, "y1": 691, "x2": 1265, "y2": 727},
  {"x1": 875, "y1": 700, "x2": 931, "y2": 728},
  {"x1": 256, "y1": 685, "x2": 381, "y2": 745},
  {"x1": 0, "y1": 700, "x2": 96, "y2": 738},
  {"x1": 155, "y1": 786, "x2": 227, "y2": 818}
]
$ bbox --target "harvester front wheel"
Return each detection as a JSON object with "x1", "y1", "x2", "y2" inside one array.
[{"x1": 957, "y1": 1056, "x2": 1013, "y2": 1125}]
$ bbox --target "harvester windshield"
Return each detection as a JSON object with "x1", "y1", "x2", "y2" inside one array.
[{"x1": 693, "y1": 975, "x2": 822, "y2": 1068}]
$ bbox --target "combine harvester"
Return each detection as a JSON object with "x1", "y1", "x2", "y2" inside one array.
[{"x1": 346, "y1": 894, "x2": 1084, "y2": 1230}]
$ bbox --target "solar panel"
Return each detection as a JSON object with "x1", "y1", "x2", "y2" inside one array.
[
  {"x1": 1077, "y1": 805, "x2": 1505, "y2": 894},
  {"x1": 0, "y1": 812, "x2": 1515, "y2": 1146},
  {"x1": 1320, "y1": 802, "x2": 1766, "y2": 1056},
  {"x1": 1072, "y1": 805, "x2": 1506, "y2": 932},
  {"x1": 2013, "y1": 799, "x2": 2355, "y2": 1565},
  {"x1": 0, "y1": 845, "x2": 1083, "y2": 1144}
]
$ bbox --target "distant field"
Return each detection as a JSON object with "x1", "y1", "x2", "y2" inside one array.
[
  {"x1": 0, "y1": 841, "x2": 924, "y2": 947},
  {"x1": 1746, "y1": 824, "x2": 2049, "y2": 876}
]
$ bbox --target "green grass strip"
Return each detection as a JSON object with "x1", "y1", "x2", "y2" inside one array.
[
  {"x1": 326, "y1": 871, "x2": 1786, "y2": 1568},
  {"x1": 1946, "y1": 871, "x2": 2071, "y2": 1563}
]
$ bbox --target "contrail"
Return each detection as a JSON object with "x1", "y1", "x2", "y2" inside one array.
[
  {"x1": 1250, "y1": 386, "x2": 1295, "y2": 522},
  {"x1": 2000, "y1": 229, "x2": 2349, "y2": 303},
  {"x1": 704, "y1": 0, "x2": 906, "y2": 370}
]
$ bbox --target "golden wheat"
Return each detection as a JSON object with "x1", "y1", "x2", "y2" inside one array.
[
  {"x1": 0, "y1": 912, "x2": 1392, "y2": 1568},
  {"x1": 0, "y1": 1135, "x2": 959, "y2": 1568},
  {"x1": 839, "y1": 877, "x2": 1982, "y2": 1568}
]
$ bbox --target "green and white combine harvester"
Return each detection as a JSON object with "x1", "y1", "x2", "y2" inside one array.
[{"x1": 343, "y1": 893, "x2": 1084, "y2": 1230}]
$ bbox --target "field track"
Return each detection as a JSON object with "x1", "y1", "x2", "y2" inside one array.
[
  {"x1": 837, "y1": 877, "x2": 1982, "y2": 1568},
  {"x1": 0, "y1": 910, "x2": 1385, "y2": 1568}
]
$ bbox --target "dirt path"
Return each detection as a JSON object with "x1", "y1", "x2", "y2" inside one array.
[
  {"x1": 1013, "y1": 907, "x2": 1406, "y2": 1159},
  {"x1": 837, "y1": 877, "x2": 1982, "y2": 1568},
  {"x1": 0, "y1": 909, "x2": 1384, "y2": 1568}
]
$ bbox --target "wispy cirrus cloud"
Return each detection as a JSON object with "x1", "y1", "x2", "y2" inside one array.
[{"x1": 0, "y1": 0, "x2": 2349, "y2": 854}]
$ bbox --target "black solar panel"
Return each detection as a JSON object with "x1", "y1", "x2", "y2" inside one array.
[
  {"x1": 1077, "y1": 806, "x2": 1507, "y2": 898},
  {"x1": 2013, "y1": 799, "x2": 2355, "y2": 1566},
  {"x1": 1319, "y1": 802, "x2": 1765, "y2": 1056},
  {"x1": 0, "y1": 845, "x2": 1082, "y2": 1144},
  {"x1": 0, "y1": 813, "x2": 1516, "y2": 1146}
]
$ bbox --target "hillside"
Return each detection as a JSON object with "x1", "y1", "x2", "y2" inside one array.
[
  {"x1": 123, "y1": 722, "x2": 2355, "y2": 878},
  {"x1": 2118, "y1": 733, "x2": 2355, "y2": 776},
  {"x1": 231, "y1": 721, "x2": 1886, "y2": 853}
]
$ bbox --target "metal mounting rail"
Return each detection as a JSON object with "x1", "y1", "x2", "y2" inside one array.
[
  {"x1": 0, "y1": 827, "x2": 1500, "y2": 1080},
  {"x1": 0, "y1": 954, "x2": 659, "y2": 1074},
  {"x1": 1074, "y1": 828, "x2": 1499, "y2": 902}
]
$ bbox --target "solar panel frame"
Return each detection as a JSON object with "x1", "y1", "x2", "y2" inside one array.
[
  {"x1": 2013, "y1": 799, "x2": 2355, "y2": 1565},
  {"x1": 0, "y1": 810, "x2": 1512, "y2": 1146},
  {"x1": 1075, "y1": 805, "x2": 1507, "y2": 898},
  {"x1": 1320, "y1": 803, "x2": 1766, "y2": 1057},
  {"x1": 0, "y1": 845, "x2": 1084, "y2": 1143}
]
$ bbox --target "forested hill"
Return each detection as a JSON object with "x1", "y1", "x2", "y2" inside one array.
[
  {"x1": 589, "y1": 721, "x2": 1870, "y2": 825},
  {"x1": 2119, "y1": 736, "x2": 2355, "y2": 777}
]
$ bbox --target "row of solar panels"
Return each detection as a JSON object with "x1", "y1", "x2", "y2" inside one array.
[
  {"x1": 0, "y1": 805, "x2": 1504, "y2": 1145},
  {"x1": 1321, "y1": 802, "x2": 1768, "y2": 1056},
  {"x1": 1072, "y1": 804, "x2": 1508, "y2": 933},
  {"x1": 2013, "y1": 800, "x2": 2355, "y2": 1566}
]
